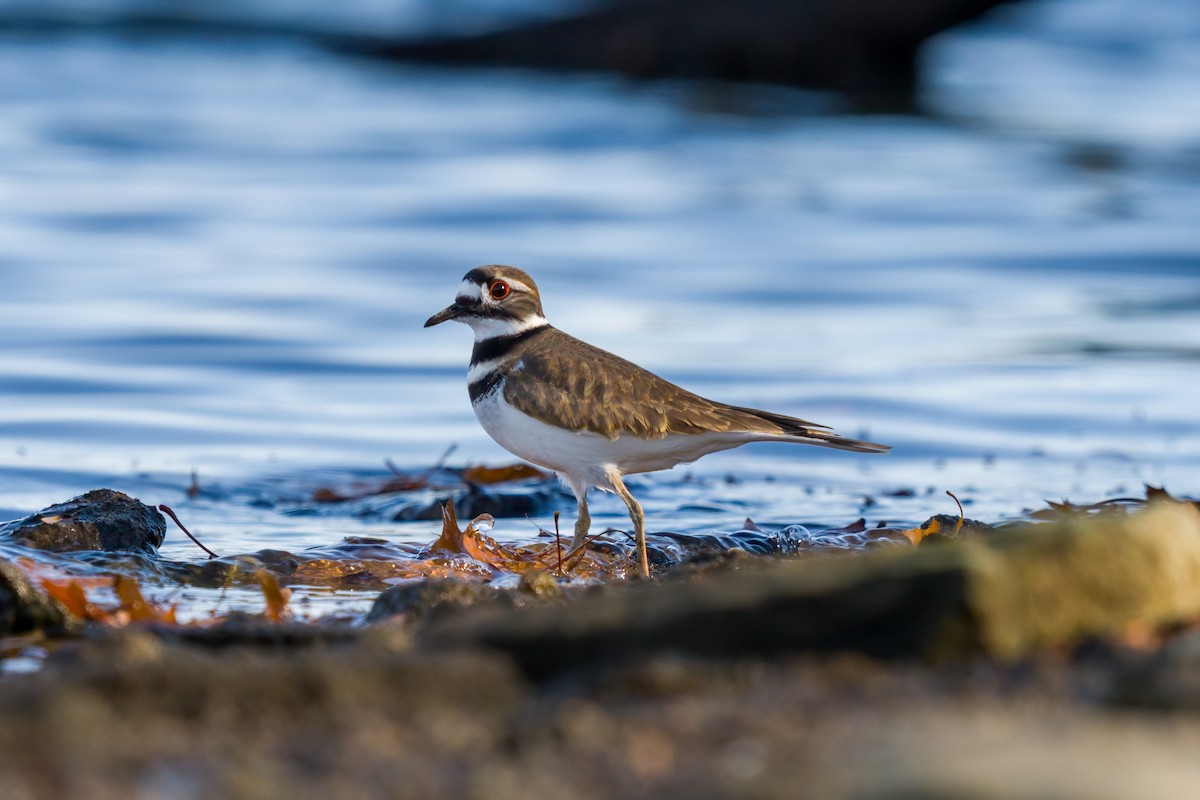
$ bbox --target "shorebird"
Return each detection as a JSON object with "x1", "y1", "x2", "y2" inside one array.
[{"x1": 425, "y1": 265, "x2": 889, "y2": 577}]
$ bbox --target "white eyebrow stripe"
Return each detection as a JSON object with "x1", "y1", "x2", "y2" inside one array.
[
  {"x1": 499, "y1": 278, "x2": 532, "y2": 294},
  {"x1": 456, "y1": 280, "x2": 482, "y2": 301}
]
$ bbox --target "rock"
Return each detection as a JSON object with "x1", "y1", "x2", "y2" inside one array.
[
  {"x1": 424, "y1": 545, "x2": 976, "y2": 679},
  {"x1": 972, "y1": 501, "x2": 1200, "y2": 658},
  {"x1": 0, "y1": 489, "x2": 166, "y2": 554},
  {"x1": 423, "y1": 501, "x2": 1200, "y2": 678},
  {"x1": 338, "y1": 0, "x2": 1019, "y2": 111},
  {"x1": 366, "y1": 578, "x2": 510, "y2": 623},
  {"x1": 0, "y1": 559, "x2": 79, "y2": 635},
  {"x1": 905, "y1": 513, "x2": 994, "y2": 545},
  {"x1": 11, "y1": 630, "x2": 525, "y2": 797}
]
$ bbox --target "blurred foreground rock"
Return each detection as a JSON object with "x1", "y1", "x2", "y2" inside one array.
[
  {"x1": 3, "y1": 625, "x2": 1200, "y2": 799},
  {"x1": 0, "y1": 489, "x2": 165, "y2": 554},
  {"x1": 424, "y1": 501, "x2": 1200, "y2": 676},
  {"x1": 343, "y1": 0, "x2": 1020, "y2": 111}
]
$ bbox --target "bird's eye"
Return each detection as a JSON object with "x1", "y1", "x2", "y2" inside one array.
[{"x1": 489, "y1": 280, "x2": 511, "y2": 301}]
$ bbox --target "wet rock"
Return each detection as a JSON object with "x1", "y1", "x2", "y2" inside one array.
[
  {"x1": 0, "y1": 489, "x2": 166, "y2": 554},
  {"x1": 339, "y1": 0, "x2": 1018, "y2": 111},
  {"x1": 0, "y1": 558, "x2": 79, "y2": 635},
  {"x1": 905, "y1": 513, "x2": 994, "y2": 545},
  {"x1": 424, "y1": 502, "x2": 1200, "y2": 678},
  {"x1": 366, "y1": 578, "x2": 511, "y2": 623}
]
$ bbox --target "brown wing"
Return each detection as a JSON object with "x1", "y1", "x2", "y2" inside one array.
[{"x1": 502, "y1": 328, "x2": 840, "y2": 442}]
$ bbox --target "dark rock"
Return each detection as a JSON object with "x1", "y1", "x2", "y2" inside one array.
[
  {"x1": 337, "y1": 0, "x2": 1020, "y2": 111},
  {"x1": 0, "y1": 559, "x2": 79, "y2": 635},
  {"x1": 160, "y1": 615, "x2": 367, "y2": 651},
  {"x1": 425, "y1": 549, "x2": 979, "y2": 680},
  {"x1": 910, "y1": 513, "x2": 994, "y2": 544},
  {"x1": 0, "y1": 489, "x2": 166, "y2": 554},
  {"x1": 366, "y1": 578, "x2": 511, "y2": 624}
]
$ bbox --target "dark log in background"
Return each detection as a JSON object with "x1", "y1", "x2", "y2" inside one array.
[{"x1": 335, "y1": 0, "x2": 1020, "y2": 111}]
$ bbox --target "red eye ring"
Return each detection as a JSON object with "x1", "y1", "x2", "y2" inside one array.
[{"x1": 489, "y1": 280, "x2": 511, "y2": 301}]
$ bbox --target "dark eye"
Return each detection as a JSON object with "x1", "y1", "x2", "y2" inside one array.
[{"x1": 489, "y1": 280, "x2": 510, "y2": 301}]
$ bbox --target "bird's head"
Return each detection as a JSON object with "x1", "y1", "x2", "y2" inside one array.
[{"x1": 424, "y1": 265, "x2": 548, "y2": 338}]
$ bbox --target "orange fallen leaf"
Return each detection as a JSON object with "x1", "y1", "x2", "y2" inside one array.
[
  {"x1": 902, "y1": 517, "x2": 942, "y2": 546},
  {"x1": 40, "y1": 579, "x2": 96, "y2": 620},
  {"x1": 257, "y1": 571, "x2": 291, "y2": 623},
  {"x1": 461, "y1": 463, "x2": 550, "y2": 485},
  {"x1": 113, "y1": 575, "x2": 177, "y2": 624}
]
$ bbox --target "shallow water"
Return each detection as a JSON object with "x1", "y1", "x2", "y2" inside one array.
[{"x1": 0, "y1": 0, "x2": 1198, "y2": 621}]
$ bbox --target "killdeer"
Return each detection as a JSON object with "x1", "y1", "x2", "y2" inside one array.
[{"x1": 425, "y1": 265, "x2": 889, "y2": 578}]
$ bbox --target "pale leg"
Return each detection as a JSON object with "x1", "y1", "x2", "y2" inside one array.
[
  {"x1": 571, "y1": 490, "x2": 591, "y2": 550},
  {"x1": 609, "y1": 472, "x2": 648, "y2": 578}
]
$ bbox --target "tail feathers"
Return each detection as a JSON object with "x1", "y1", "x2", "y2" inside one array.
[
  {"x1": 793, "y1": 430, "x2": 891, "y2": 454},
  {"x1": 730, "y1": 405, "x2": 890, "y2": 454}
]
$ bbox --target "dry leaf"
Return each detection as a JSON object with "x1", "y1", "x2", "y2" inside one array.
[
  {"x1": 461, "y1": 463, "x2": 550, "y2": 484},
  {"x1": 902, "y1": 517, "x2": 942, "y2": 546},
  {"x1": 256, "y1": 571, "x2": 292, "y2": 623},
  {"x1": 113, "y1": 575, "x2": 176, "y2": 624}
]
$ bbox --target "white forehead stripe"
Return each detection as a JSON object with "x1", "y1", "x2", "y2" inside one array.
[{"x1": 456, "y1": 280, "x2": 482, "y2": 301}]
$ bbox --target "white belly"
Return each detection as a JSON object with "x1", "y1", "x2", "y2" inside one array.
[{"x1": 471, "y1": 388, "x2": 751, "y2": 492}]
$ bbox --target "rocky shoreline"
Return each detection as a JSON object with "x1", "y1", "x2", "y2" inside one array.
[{"x1": 2, "y1": 490, "x2": 1200, "y2": 796}]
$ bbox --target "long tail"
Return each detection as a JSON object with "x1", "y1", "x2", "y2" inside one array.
[{"x1": 731, "y1": 406, "x2": 891, "y2": 454}]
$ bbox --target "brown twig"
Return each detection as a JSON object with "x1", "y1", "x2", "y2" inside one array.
[
  {"x1": 553, "y1": 511, "x2": 564, "y2": 577},
  {"x1": 946, "y1": 490, "x2": 965, "y2": 537},
  {"x1": 158, "y1": 504, "x2": 220, "y2": 559},
  {"x1": 560, "y1": 529, "x2": 612, "y2": 573}
]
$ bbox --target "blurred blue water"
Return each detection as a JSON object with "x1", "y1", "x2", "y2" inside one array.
[{"x1": 0, "y1": 0, "x2": 1197, "y2": 606}]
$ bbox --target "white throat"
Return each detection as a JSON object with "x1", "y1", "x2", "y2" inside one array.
[{"x1": 463, "y1": 313, "x2": 549, "y2": 342}]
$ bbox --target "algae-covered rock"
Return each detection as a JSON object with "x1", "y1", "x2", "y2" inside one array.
[
  {"x1": 969, "y1": 500, "x2": 1200, "y2": 658},
  {"x1": 517, "y1": 569, "x2": 560, "y2": 599},
  {"x1": 0, "y1": 559, "x2": 79, "y2": 635},
  {"x1": 0, "y1": 489, "x2": 166, "y2": 554}
]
